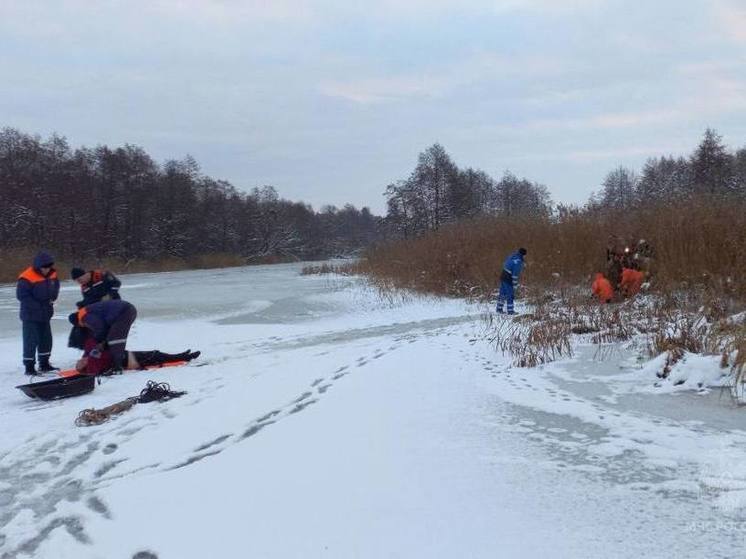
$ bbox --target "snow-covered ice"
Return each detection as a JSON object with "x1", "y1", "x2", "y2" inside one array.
[{"x1": 1, "y1": 263, "x2": 745, "y2": 558}]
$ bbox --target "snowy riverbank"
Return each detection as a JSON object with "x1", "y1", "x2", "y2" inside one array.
[{"x1": 1, "y1": 264, "x2": 745, "y2": 558}]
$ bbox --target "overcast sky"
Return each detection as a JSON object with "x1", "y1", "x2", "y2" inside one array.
[{"x1": 2, "y1": 0, "x2": 745, "y2": 213}]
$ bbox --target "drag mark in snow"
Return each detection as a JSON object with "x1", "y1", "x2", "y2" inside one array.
[{"x1": 94, "y1": 463, "x2": 162, "y2": 485}]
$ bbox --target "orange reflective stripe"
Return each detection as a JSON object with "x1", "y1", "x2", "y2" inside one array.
[
  {"x1": 77, "y1": 308, "x2": 88, "y2": 325},
  {"x1": 18, "y1": 267, "x2": 57, "y2": 282},
  {"x1": 18, "y1": 267, "x2": 45, "y2": 283}
]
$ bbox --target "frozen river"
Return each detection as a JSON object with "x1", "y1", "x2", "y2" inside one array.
[{"x1": 1, "y1": 263, "x2": 745, "y2": 558}]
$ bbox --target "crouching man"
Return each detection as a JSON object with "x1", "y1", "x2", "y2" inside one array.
[{"x1": 69, "y1": 300, "x2": 137, "y2": 372}]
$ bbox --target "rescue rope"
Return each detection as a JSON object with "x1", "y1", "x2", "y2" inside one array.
[
  {"x1": 75, "y1": 397, "x2": 138, "y2": 427},
  {"x1": 137, "y1": 381, "x2": 187, "y2": 403},
  {"x1": 75, "y1": 381, "x2": 187, "y2": 427}
]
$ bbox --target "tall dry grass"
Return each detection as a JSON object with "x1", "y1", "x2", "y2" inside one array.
[{"x1": 352, "y1": 196, "x2": 746, "y2": 303}]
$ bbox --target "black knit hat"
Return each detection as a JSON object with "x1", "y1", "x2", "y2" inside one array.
[
  {"x1": 519, "y1": 247, "x2": 527, "y2": 256},
  {"x1": 71, "y1": 267, "x2": 86, "y2": 280}
]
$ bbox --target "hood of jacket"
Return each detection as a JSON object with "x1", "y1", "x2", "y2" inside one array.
[{"x1": 33, "y1": 251, "x2": 55, "y2": 270}]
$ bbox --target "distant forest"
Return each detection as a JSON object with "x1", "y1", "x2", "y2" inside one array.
[
  {"x1": 0, "y1": 127, "x2": 380, "y2": 263},
  {"x1": 2, "y1": 126, "x2": 745, "y2": 268},
  {"x1": 384, "y1": 129, "x2": 746, "y2": 238}
]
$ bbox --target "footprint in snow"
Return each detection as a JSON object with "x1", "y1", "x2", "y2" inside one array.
[
  {"x1": 292, "y1": 392, "x2": 314, "y2": 404},
  {"x1": 289, "y1": 399, "x2": 318, "y2": 414},
  {"x1": 194, "y1": 435, "x2": 231, "y2": 453}
]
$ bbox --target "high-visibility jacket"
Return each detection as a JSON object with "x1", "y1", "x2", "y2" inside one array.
[
  {"x1": 16, "y1": 252, "x2": 59, "y2": 322},
  {"x1": 592, "y1": 273, "x2": 614, "y2": 303},
  {"x1": 620, "y1": 268, "x2": 644, "y2": 297},
  {"x1": 76, "y1": 269, "x2": 122, "y2": 308},
  {"x1": 78, "y1": 300, "x2": 134, "y2": 342}
]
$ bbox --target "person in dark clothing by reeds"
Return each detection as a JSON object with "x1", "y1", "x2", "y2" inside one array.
[{"x1": 497, "y1": 248, "x2": 527, "y2": 315}]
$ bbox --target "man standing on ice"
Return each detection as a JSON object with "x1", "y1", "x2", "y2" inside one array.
[
  {"x1": 496, "y1": 247, "x2": 527, "y2": 315},
  {"x1": 16, "y1": 251, "x2": 60, "y2": 374},
  {"x1": 68, "y1": 299, "x2": 137, "y2": 373}
]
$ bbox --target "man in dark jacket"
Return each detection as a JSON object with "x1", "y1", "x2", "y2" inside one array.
[
  {"x1": 69, "y1": 300, "x2": 137, "y2": 372},
  {"x1": 16, "y1": 251, "x2": 60, "y2": 374},
  {"x1": 71, "y1": 267, "x2": 122, "y2": 308}
]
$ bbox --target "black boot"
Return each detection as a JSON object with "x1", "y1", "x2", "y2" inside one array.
[
  {"x1": 39, "y1": 358, "x2": 60, "y2": 373},
  {"x1": 24, "y1": 361, "x2": 39, "y2": 376}
]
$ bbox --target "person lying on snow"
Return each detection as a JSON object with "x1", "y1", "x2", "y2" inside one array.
[
  {"x1": 71, "y1": 267, "x2": 122, "y2": 308},
  {"x1": 68, "y1": 299, "x2": 138, "y2": 372},
  {"x1": 68, "y1": 325, "x2": 200, "y2": 376}
]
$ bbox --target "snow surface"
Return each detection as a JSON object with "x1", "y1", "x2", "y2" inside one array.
[{"x1": 1, "y1": 263, "x2": 746, "y2": 558}]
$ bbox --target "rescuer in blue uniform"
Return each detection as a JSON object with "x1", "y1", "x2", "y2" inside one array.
[
  {"x1": 17, "y1": 251, "x2": 60, "y2": 374},
  {"x1": 496, "y1": 248, "x2": 526, "y2": 315}
]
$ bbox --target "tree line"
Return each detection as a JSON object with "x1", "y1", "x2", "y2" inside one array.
[
  {"x1": 0, "y1": 127, "x2": 379, "y2": 263},
  {"x1": 384, "y1": 143, "x2": 551, "y2": 238},
  {"x1": 384, "y1": 129, "x2": 746, "y2": 237},
  {"x1": 591, "y1": 128, "x2": 746, "y2": 211}
]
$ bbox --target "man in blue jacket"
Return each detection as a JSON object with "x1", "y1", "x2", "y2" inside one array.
[
  {"x1": 69, "y1": 300, "x2": 138, "y2": 373},
  {"x1": 16, "y1": 251, "x2": 60, "y2": 374},
  {"x1": 497, "y1": 248, "x2": 527, "y2": 315}
]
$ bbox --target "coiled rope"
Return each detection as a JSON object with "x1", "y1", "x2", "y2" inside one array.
[{"x1": 75, "y1": 381, "x2": 187, "y2": 427}]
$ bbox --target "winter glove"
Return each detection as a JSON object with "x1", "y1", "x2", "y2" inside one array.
[{"x1": 89, "y1": 342, "x2": 107, "y2": 359}]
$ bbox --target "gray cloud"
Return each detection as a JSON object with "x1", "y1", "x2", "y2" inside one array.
[{"x1": 1, "y1": 0, "x2": 745, "y2": 212}]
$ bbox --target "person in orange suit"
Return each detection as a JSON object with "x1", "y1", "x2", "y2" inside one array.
[
  {"x1": 620, "y1": 268, "x2": 644, "y2": 298},
  {"x1": 592, "y1": 273, "x2": 614, "y2": 304}
]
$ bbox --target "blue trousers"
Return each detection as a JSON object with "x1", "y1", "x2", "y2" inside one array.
[
  {"x1": 22, "y1": 320, "x2": 53, "y2": 365},
  {"x1": 497, "y1": 280, "x2": 515, "y2": 313}
]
